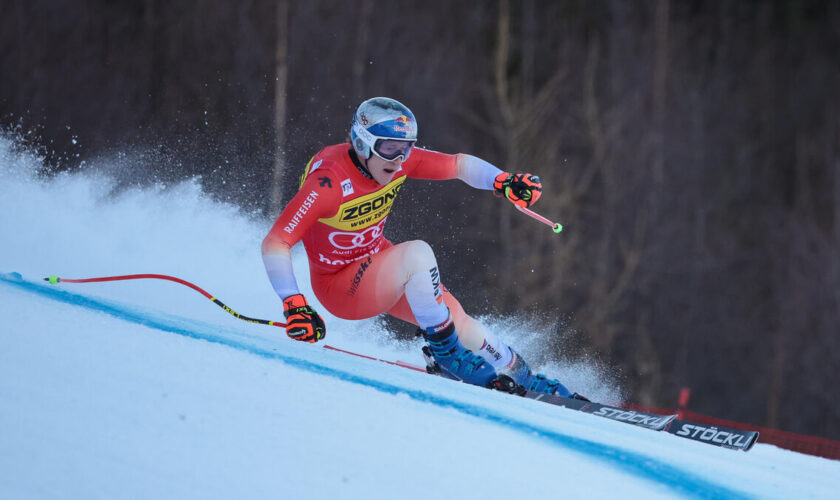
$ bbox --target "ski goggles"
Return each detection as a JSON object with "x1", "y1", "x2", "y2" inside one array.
[{"x1": 372, "y1": 139, "x2": 415, "y2": 162}]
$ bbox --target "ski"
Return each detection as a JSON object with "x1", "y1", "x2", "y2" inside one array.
[
  {"x1": 522, "y1": 392, "x2": 758, "y2": 450},
  {"x1": 412, "y1": 347, "x2": 679, "y2": 432},
  {"x1": 331, "y1": 346, "x2": 759, "y2": 450},
  {"x1": 522, "y1": 391, "x2": 677, "y2": 431},
  {"x1": 665, "y1": 420, "x2": 759, "y2": 451},
  {"x1": 385, "y1": 353, "x2": 759, "y2": 451}
]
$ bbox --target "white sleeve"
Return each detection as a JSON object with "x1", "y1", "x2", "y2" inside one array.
[
  {"x1": 262, "y1": 253, "x2": 301, "y2": 299},
  {"x1": 457, "y1": 154, "x2": 504, "y2": 190}
]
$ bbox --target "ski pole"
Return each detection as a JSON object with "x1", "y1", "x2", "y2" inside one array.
[
  {"x1": 44, "y1": 273, "x2": 287, "y2": 328},
  {"x1": 515, "y1": 205, "x2": 563, "y2": 233},
  {"x1": 42, "y1": 274, "x2": 427, "y2": 368},
  {"x1": 43, "y1": 274, "x2": 421, "y2": 366}
]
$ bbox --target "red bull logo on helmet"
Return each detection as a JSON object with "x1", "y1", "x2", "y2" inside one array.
[{"x1": 393, "y1": 115, "x2": 415, "y2": 134}]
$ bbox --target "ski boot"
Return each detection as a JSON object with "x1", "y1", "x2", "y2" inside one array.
[
  {"x1": 489, "y1": 349, "x2": 588, "y2": 400},
  {"x1": 420, "y1": 321, "x2": 498, "y2": 387}
]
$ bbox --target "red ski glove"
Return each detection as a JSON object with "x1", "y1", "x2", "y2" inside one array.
[
  {"x1": 282, "y1": 294, "x2": 326, "y2": 343},
  {"x1": 493, "y1": 172, "x2": 542, "y2": 208}
]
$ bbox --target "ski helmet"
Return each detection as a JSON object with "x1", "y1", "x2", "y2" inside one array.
[{"x1": 351, "y1": 97, "x2": 418, "y2": 162}]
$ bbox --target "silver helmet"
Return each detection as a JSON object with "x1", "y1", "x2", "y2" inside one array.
[{"x1": 350, "y1": 97, "x2": 418, "y2": 161}]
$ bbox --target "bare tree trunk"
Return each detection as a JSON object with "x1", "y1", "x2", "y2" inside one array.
[
  {"x1": 352, "y1": 0, "x2": 373, "y2": 101},
  {"x1": 652, "y1": 0, "x2": 669, "y2": 186},
  {"x1": 766, "y1": 318, "x2": 785, "y2": 429},
  {"x1": 145, "y1": 0, "x2": 164, "y2": 120},
  {"x1": 758, "y1": 4, "x2": 783, "y2": 430},
  {"x1": 489, "y1": 0, "x2": 573, "y2": 308},
  {"x1": 834, "y1": 141, "x2": 840, "y2": 241},
  {"x1": 14, "y1": 0, "x2": 28, "y2": 112},
  {"x1": 635, "y1": 0, "x2": 669, "y2": 407},
  {"x1": 269, "y1": 0, "x2": 290, "y2": 215},
  {"x1": 494, "y1": 0, "x2": 515, "y2": 302}
]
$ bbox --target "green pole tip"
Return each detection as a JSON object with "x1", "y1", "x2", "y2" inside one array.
[
  {"x1": 47, "y1": 275, "x2": 60, "y2": 284},
  {"x1": 553, "y1": 224, "x2": 563, "y2": 233}
]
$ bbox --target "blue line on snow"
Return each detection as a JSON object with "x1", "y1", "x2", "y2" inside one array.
[{"x1": 1, "y1": 272, "x2": 752, "y2": 499}]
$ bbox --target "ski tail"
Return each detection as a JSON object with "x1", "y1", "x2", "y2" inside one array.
[{"x1": 665, "y1": 420, "x2": 760, "y2": 451}]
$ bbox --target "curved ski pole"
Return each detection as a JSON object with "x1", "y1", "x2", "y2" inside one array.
[
  {"x1": 44, "y1": 273, "x2": 287, "y2": 328},
  {"x1": 514, "y1": 205, "x2": 563, "y2": 233}
]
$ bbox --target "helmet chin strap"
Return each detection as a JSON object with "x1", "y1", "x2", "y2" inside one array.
[{"x1": 348, "y1": 147, "x2": 374, "y2": 180}]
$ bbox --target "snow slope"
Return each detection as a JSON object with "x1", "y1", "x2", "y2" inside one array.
[{"x1": 2, "y1": 135, "x2": 839, "y2": 499}]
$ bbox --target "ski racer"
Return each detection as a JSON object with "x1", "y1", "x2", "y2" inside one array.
[{"x1": 262, "y1": 96, "x2": 583, "y2": 398}]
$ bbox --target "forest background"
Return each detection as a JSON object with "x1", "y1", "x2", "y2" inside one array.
[{"x1": 2, "y1": 0, "x2": 838, "y2": 440}]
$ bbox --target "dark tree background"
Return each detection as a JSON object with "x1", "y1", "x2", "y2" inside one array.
[{"x1": 3, "y1": 0, "x2": 839, "y2": 439}]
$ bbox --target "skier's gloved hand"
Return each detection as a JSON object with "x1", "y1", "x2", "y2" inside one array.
[
  {"x1": 282, "y1": 293, "x2": 326, "y2": 343},
  {"x1": 493, "y1": 172, "x2": 542, "y2": 208}
]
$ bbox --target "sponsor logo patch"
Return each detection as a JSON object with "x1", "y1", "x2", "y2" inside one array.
[
  {"x1": 347, "y1": 257, "x2": 373, "y2": 297},
  {"x1": 318, "y1": 176, "x2": 405, "y2": 230},
  {"x1": 283, "y1": 190, "x2": 319, "y2": 234},
  {"x1": 674, "y1": 423, "x2": 751, "y2": 448},
  {"x1": 318, "y1": 247, "x2": 382, "y2": 267},
  {"x1": 430, "y1": 266, "x2": 443, "y2": 304},
  {"x1": 393, "y1": 115, "x2": 415, "y2": 134},
  {"x1": 592, "y1": 407, "x2": 673, "y2": 428},
  {"x1": 482, "y1": 342, "x2": 503, "y2": 361},
  {"x1": 328, "y1": 222, "x2": 384, "y2": 250}
]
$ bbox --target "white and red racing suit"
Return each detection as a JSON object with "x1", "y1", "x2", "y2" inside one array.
[{"x1": 264, "y1": 143, "x2": 470, "y2": 324}]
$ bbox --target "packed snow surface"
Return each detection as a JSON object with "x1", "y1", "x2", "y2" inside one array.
[{"x1": 2, "y1": 136, "x2": 839, "y2": 499}]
